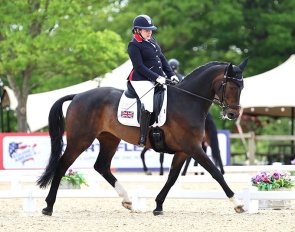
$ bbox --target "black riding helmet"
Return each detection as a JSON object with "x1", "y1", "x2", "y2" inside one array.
[
  {"x1": 168, "y1": 58, "x2": 180, "y2": 71},
  {"x1": 132, "y1": 15, "x2": 157, "y2": 30}
]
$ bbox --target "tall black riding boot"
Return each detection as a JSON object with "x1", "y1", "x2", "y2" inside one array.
[{"x1": 138, "y1": 110, "x2": 151, "y2": 147}]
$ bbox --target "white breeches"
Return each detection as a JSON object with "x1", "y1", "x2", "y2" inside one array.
[{"x1": 130, "y1": 81, "x2": 155, "y2": 112}]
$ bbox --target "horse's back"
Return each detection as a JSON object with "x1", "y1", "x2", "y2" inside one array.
[
  {"x1": 71, "y1": 86, "x2": 123, "y2": 108},
  {"x1": 65, "y1": 87, "x2": 123, "y2": 123}
]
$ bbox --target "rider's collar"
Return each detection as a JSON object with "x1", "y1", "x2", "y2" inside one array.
[{"x1": 134, "y1": 34, "x2": 143, "y2": 42}]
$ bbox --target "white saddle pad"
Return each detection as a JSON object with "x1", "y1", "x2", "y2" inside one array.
[{"x1": 117, "y1": 85, "x2": 167, "y2": 127}]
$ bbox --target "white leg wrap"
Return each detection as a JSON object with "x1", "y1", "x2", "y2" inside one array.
[
  {"x1": 114, "y1": 181, "x2": 131, "y2": 202},
  {"x1": 229, "y1": 195, "x2": 243, "y2": 207}
]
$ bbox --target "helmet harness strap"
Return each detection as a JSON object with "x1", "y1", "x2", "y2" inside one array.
[{"x1": 134, "y1": 28, "x2": 145, "y2": 41}]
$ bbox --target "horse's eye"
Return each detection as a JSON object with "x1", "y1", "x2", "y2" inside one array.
[{"x1": 229, "y1": 84, "x2": 236, "y2": 91}]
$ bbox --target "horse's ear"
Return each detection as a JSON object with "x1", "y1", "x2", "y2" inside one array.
[
  {"x1": 226, "y1": 63, "x2": 234, "y2": 76},
  {"x1": 238, "y1": 57, "x2": 249, "y2": 71}
]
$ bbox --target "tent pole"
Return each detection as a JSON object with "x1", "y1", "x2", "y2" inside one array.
[
  {"x1": 0, "y1": 78, "x2": 4, "y2": 132},
  {"x1": 235, "y1": 108, "x2": 251, "y2": 161},
  {"x1": 292, "y1": 107, "x2": 294, "y2": 154}
]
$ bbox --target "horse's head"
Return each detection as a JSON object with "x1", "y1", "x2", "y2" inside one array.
[{"x1": 214, "y1": 57, "x2": 249, "y2": 120}]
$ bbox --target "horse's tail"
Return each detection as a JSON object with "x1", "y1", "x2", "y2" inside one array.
[{"x1": 37, "y1": 94, "x2": 76, "y2": 189}]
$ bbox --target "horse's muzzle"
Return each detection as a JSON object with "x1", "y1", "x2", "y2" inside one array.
[{"x1": 223, "y1": 110, "x2": 240, "y2": 120}]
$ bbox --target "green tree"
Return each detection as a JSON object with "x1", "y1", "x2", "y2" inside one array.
[{"x1": 0, "y1": 0, "x2": 128, "y2": 131}]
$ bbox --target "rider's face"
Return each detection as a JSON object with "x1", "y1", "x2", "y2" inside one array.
[{"x1": 140, "y1": 29, "x2": 152, "y2": 40}]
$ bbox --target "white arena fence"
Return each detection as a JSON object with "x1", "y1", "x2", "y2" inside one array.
[
  {"x1": 187, "y1": 164, "x2": 295, "y2": 174},
  {"x1": 1, "y1": 165, "x2": 295, "y2": 214},
  {"x1": 0, "y1": 169, "x2": 251, "y2": 190},
  {"x1": 0, "y1": 186, "x2": 294, "y2": 214}
]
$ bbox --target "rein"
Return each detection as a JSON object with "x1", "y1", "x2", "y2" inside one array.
[
  {"x1": 166, "y1": 82, "x2": 221, "y2": 106},
  {"x1": 166, "y1": 65, "x2": 242, "y2": 110}
]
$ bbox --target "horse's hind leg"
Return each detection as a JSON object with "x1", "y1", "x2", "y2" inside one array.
[
  {"x1": 159, "y1": 152, "x2": 164, "y2": 175},
  {"x1": 181, "y1": 156, "x2": 191, "y2": 176},
  {"x1": 210, "y1": 136, "x2": 225, "y2": 174},
  {"x1": 140, "y1": 148, "x2": 152, "y2": 175},
  {"x1": 94, "y1": 133, "x2": 133, "y2": 211},
  {"x1": 43, "y1": 145, "x2": 90, "y2": 215}
]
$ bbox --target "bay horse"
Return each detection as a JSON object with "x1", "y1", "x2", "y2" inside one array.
[
  {"x1": 37, "y1": 58, "x2": 249, "y2": 216},
  {"x1": 140, "y1": 111, "x2": 224, "y2": 176}
]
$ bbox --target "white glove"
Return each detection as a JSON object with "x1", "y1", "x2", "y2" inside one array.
[
  {"x1": 171, "y1": 75, "x2": 179, "y2": 83},
  {"x1": 156, "y1": 76, "x2": 166, "y2": 85}
]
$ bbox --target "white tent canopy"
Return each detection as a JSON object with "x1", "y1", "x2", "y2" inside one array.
[
  {"x1": 100, "y1": 59, "x2": 132, "y2": 90},
  {"x1": 3, "y1": 86, "x2": 18, "y2": 110},
  {"x1": 27, "y1": 80, "x2": 99, "y2": 132},
  {"x1": 241, "y1": 54, "x2": 295, "y2": 117}
]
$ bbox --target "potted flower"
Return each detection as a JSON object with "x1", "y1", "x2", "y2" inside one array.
[
  {"x1": 251, "y1": 170, "x2": 295, "y2": 209},
  {"x1": 60, "y1": 169, "x2": 89, "y2": 189},
  {"x1": 290, "y1": 159, "x2": 295, "y2": 176}
]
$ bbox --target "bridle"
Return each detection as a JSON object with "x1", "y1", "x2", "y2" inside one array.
[
  {"x1": 217, "y1": 64, "x2": 244, "y2": 111},
  {"x1": 166, "y1": 64, "x2": 244, "y2": 111}
]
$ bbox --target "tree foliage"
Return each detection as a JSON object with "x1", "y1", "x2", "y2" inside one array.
[{"x1": 0, "y1": 0, "x2": 128, "y2": 131}]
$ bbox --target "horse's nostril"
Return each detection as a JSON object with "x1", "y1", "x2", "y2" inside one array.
[{"x1": 227, "y1": 112, "x2": 236, "y2": 119}]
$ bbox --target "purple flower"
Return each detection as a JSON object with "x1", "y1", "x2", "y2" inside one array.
[
  {"x1": 272, "y1": 172, "x2": 280, "y2": 179},
  {"x1": 260, "y1": 172, "x2": 268, "y2": 179},
  {"x1": 255, "y1": 175, "x2": 262, "y2": 183},
  {"x1": 251, "y1": 177, "x2": 257, "y2": 184}
]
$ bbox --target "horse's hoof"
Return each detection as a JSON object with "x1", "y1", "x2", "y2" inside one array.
[
  {"x1": 42, "y1": 208, "x2": 53, "y2": 216},
  {"x1": 122, "y1": 201, "x2": 133, "y2": 211},
  {"x1": 234, "y1": 205, "x2": 245, "y2": 213},
  {"x1": 130, "y1": 209, "x2": 142, "y2": 213},
  {"x1": 145, "y1": 171, "x2": 152, "y2": 175},
  {"x1": 153, "y1": 210, "x2": 164, "y2": 216}
]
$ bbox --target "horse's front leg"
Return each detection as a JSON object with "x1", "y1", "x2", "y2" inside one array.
[
  {"x1": 153, "y1": 152, "x2": 187, "y2": 216},
  {"x1": 191, "y1": 146, "x2": 245, "y2": 213}
]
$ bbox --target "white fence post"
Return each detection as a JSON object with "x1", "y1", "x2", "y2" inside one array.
[
  {"x1": 243, "y1": 187, "x2": 258, "y2": 214},
  {"x1": 23, "y1": 189, "x2": 37, "y2": 212},
  {"x1": 130, "y1": 185, "x2": 146, "y2": 212}
]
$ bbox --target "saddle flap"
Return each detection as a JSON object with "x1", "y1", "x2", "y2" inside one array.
[{"x1": 117, "y1": 84, "x2": 168, "y2": 127}]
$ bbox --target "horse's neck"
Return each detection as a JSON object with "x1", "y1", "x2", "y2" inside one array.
[
  {"x1": 175, "y1": 69, "x2": 221, "y2": 121},
  {"x1": 170, "y1": 79, "x2": 213, "y2": 126},
  {"x1": 179, "y1": 74, "x2": 216, "y2": 101}
]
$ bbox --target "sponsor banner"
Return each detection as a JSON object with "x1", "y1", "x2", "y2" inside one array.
[{"x1": 0, "y1": 131, "x2": 230, "y2": 170}]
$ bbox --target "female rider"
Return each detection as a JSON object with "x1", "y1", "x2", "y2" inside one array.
[{"x1": 127, "y1": 14, "x2": 178, "y2": 147}]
